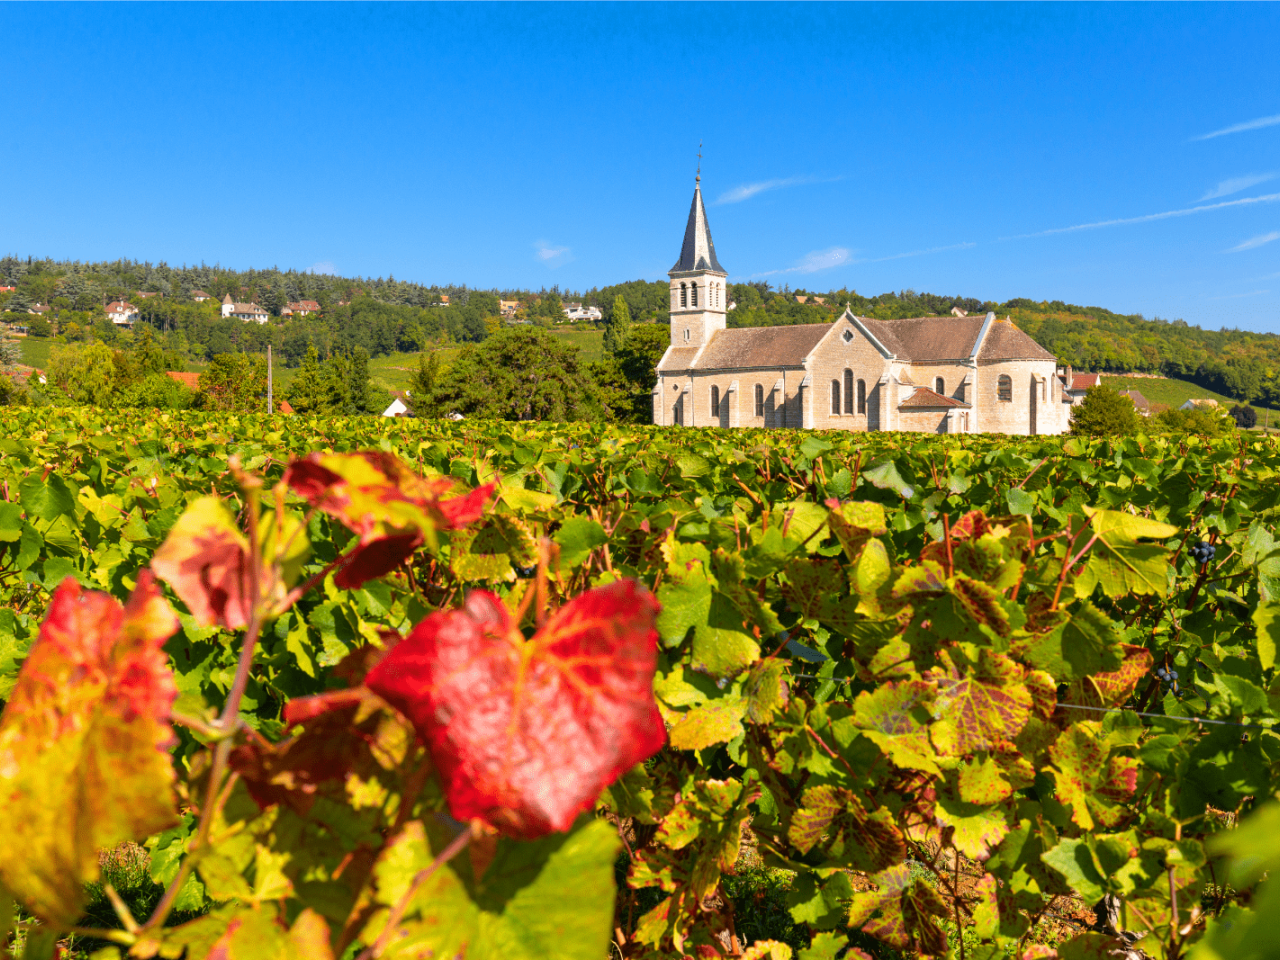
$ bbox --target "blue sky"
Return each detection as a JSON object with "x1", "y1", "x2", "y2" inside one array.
[{"x1": 6, "y1": 3, "x2": 1280, "y2": 333}]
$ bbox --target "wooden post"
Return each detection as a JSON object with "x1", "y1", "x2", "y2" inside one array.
[{"x1": 267, "y1": 344, "x2": 273, "y2": 413}]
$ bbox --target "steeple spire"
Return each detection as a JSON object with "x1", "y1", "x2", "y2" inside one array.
[{"x1": 670, "y1": 172, "x2": 725, "y2": 275}]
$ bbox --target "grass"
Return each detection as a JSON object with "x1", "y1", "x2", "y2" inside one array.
[
  {"x1": 1103, "y1": 374, "x2": 1279, "y2": 433},
  {"x1": 1103, "y1": 374, "x2": 1247, "y2": 411},
  {"x1": 16, "y1": 336, "x2": 50, "y2": 370}
]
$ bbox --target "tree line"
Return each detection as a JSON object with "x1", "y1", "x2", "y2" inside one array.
[{"x1": 3, "y1": 252, "x2": 1280, "y2": 405}]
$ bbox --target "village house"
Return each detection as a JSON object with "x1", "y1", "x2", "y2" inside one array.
[
  {"x1": 563, "y1": 302, "x2": 603, "y2": 322},
  {"x1": 287, "y1": 299, "x2": 321, "y2": 316},
  {"x1": 1059, "y1": 369, "x2": 1100, "y2": 406},
  {"x1": 1180, "y1": 398, "x2": 1219, "y2": 412},
  {"x1": 106, "y1": 300, "x2": 139, "y2": 326},
  {"x1": 191, "y1": 290, "x2": 211, "y2": 302},
  {"x1": 1119, "y1": 389, "x2": 1150, "y2": 415},
  {"x1": 500, "y1": 299, "x2": 521, "y2": 318},
  {"x1": 220, "y1": 294, "x2": 269, "y2": 324},
  {"x1": 653, "y1": 178, "x2": 1074, "y2": 435}
]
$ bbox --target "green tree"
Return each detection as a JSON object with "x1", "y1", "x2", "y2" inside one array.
[
  {"x1": 1230, "y1": 404, "x2": 1258, "y2": 429},
  {"x1": 1069, "y1": 385, "x2": 1140, "y2": 437},
  {"x1": 198, "y1": 353, "x2": 268, "y2": 412},
  {"x1": 120, "y1": 373, "x2": 195, "y2": 410},
  {"x1": 593, "y1": 322, "x2": 670, "y2": 423},
  {"x1": 48, "y1": 343, "x2": 118, "y2": 407},
  {"x1": 284, "y1": 346, "x2": 328, "y2": 415},
  {"x1": 407, "y1": 352, "x2": 440, "y2": 418},
  {"x1": 27, "y1": 315, "x2": 52, "y2": 338},
  {"x1": 603, "y1": 295, "x2": 631, "y2": 356},
  {"x1": 133, "y1": 326, "x2": 168, "y2": 376},
  {"x1": 1155, "y1": 404, "x2": 1235, "y2": 437},
  {"x1": 432, "y1": 326, "x2": 599, "y2": 421}
]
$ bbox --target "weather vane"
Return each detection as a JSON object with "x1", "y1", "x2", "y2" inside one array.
[{"x1": 696, "y1": 141, "x2": 702, "y2": 182}]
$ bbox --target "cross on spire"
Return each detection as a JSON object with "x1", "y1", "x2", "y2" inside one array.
[{"x1": 696, "y1": 141, "x2": 702, "y2": 183}]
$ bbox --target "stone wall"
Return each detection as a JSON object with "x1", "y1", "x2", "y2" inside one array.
[
  {"x1": 973, "y1": 358, "x2": 1069, "y2": 435},
  {"x1": 806, "y1": 318, "x2": 893, "y2": 432}
]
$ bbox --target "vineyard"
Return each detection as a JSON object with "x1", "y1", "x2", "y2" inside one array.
[{"x1": 0, "y1": 409, "x2": 1279, "y2": 960}]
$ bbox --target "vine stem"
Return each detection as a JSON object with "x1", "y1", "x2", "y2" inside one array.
[
  {"x1": 144, "y1": 480, "x2": 267, "y2": 935},
  {"x1": 954, "y1": 845, "x2": 965, "y2": 960},
  {"x1": 357, "y1": 826, "x2": 474, "y2": 960}
]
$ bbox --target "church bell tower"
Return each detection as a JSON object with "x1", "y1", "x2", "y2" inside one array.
[{"x1": 669, "y1": 172, "x2": 727, "y2": 351}]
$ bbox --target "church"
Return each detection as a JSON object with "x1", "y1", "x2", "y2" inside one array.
[{"x1": 652, "y1": 178, "x2": 1073, "y2": 435}]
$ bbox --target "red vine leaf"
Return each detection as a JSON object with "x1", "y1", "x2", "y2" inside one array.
[
  {"x1": 284, "y1": 451, "x2": 494, "y2": 588},
  {"x1": 787, "y1": 784, "x2": 905, "y2": 871},
  {"x1": 151, "y1": 495, "x2": 266, "y2": 629},
  {"x1": 852, "y1": 680, "x2": 940, "y2": 775},
  {"x1": 927, "y1": 651, "x2": 1033, "y2": 757},
  {"x1": 1049, "y1": 723, "x2": 1140, "y2": 830},
  {"x1": 365, "y1": 579, "x2": 666, "y2": 838},
  {"x1": 0, "y1": 574, "x2": 180, "y2": 924},
  {"x1": 847, "y1": 863, "x2": 951, "y2": 956},
  {"x1": 1067, "y1": 644, "x2": 1152, "y2": 708}
]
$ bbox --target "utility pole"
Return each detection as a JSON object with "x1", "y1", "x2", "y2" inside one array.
[{"x1": 267, "y1": 344, "x2": 273, "y2": 413}]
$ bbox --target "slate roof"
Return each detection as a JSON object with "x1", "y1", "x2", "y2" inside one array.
[
  {"x1": 857, "y1": 317, "x2": 981, "y2": 360},
  {"x1": 1119, "y1": 389, "x2": 1149, "y2": 409},
  {"x1": 656, "y1": 347, "x2": 702, "y2": 372},
  {"x1": 670, "y1": 183, "x2": 725, "y2": 274},
  {"x1": 976, "y1": 321, "x2": 1057, "y2": 361},
  {"x1": 657, "y1": 313, "x2": 1057, "y2": 375},
  {"x1": 899, "y1": 387, "x2": 970, "y2": 409},
  {"x1": 690, "y1": 325, "x2": 829, "y2": 371}
]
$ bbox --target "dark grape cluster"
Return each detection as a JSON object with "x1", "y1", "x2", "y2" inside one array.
[
  {"x1": 1154, "y1": 664, "x2": 1180, "y2": 696},
  {"x1": 1190, "y1": 540, "x2": 1216, "y2": 566}
]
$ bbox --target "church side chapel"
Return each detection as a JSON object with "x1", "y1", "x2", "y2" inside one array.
[{"x1": 652, "y1": 177, "x2": 1073, "y2": 436}]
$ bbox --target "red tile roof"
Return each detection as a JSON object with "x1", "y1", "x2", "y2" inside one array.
[
  {"x1": 166, "y1": 371, "x2": 201, "y2": 390},
  {"x1": 1070, "y1": 373, "x2": 1101, "y2": 390},
  {"x1": 898, "y1": 386, "x2": 970, "y2": 409},
  {"x1": 279, "y1": 400, "x2": 294, "y2": 414}
]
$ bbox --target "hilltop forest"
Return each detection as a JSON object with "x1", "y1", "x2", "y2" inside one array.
[{"x1": 1, "y1": 254, "x2": 1279, "y2": 405}]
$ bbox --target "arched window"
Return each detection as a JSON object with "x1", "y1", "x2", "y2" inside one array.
[
  {"x1": 831, "y1": 380, "x2": 841, "y2": 415},
  {"x1": 673, "y1": 399, "x2": 682, "y2": 426},
  {"x1": 1041, "y1": 378, "x2": 1047, "y2": 401},
  {"x1": 998, "y1": 374, "x2": 1012, "y2": 402},
  {"x1": 680, "y1": 283, "x2": 687, "y2": 308},
  {"x1": 754, "y1": 384, "x2": 764, "y2": 417},
  {"x1": 683, "y1": 328, "x2": 690, "y2": 342},
  {"x1": 935, "y1": 377, "x2": 945, "y2": 395},
  {"x1": 711, "y1": 385, "x2": 720, "y2": 418},
  {"x1": 857, "y1": 379, "x2": 867, "y2": 414},
  {"x1": 844, "y1": 369, "x2": 853, "y2": 414},
  {"x1": 691, "y1": 283, "x2": 698, "y2": 308}
]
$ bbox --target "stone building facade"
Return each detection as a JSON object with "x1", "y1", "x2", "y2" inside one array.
[{"x1": 652, "y1": 181, "x2": 1073, "y2": 436}]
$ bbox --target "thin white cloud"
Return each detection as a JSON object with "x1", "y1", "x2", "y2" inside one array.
[
  {"x1": 309, "y1": 261, "x2": 336, "y2": 275},
  {"x1": 534, "y1": 240, "x2": 571, "y2": 266},
  {"x1": 747, "y1": 240, "x2": 972, "y2": 278},
  {"x1": 1200, "y1": 173, "x2": 1276, "y2": 201},
  {"x1": 1228, "y1": 231, "x2": 1280, "y2": 253},
  {"x1": 750, "y1": 246, "x2": 851, "y2": 278},
  {"x1": 1004, "y1": 191, "x2": 1280, "y2": 240},
  {"x1": 1208, "y1": 289, "x2": 1269, "y2": 300},
  {"x1": 865, "y1": 242, "x2": 976, "y2": 263},
  {"x1": 1192, "y1": 113, "x2": 1280, "y2": 141},
  {"x1": 714, "y1": 175, "x2": 841, "y2": 205}
]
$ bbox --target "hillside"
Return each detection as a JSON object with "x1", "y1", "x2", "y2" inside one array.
[{"x1": 4, "y1": 253, "x2": 1278, "y2": 407}]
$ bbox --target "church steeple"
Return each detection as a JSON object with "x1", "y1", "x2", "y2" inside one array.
[
  {"x1": 670, "y1": 180, "x2": 725, "y2": 274},
  {"x1": 668, "y1": 169, "x2": 728, "y2": 351}
]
